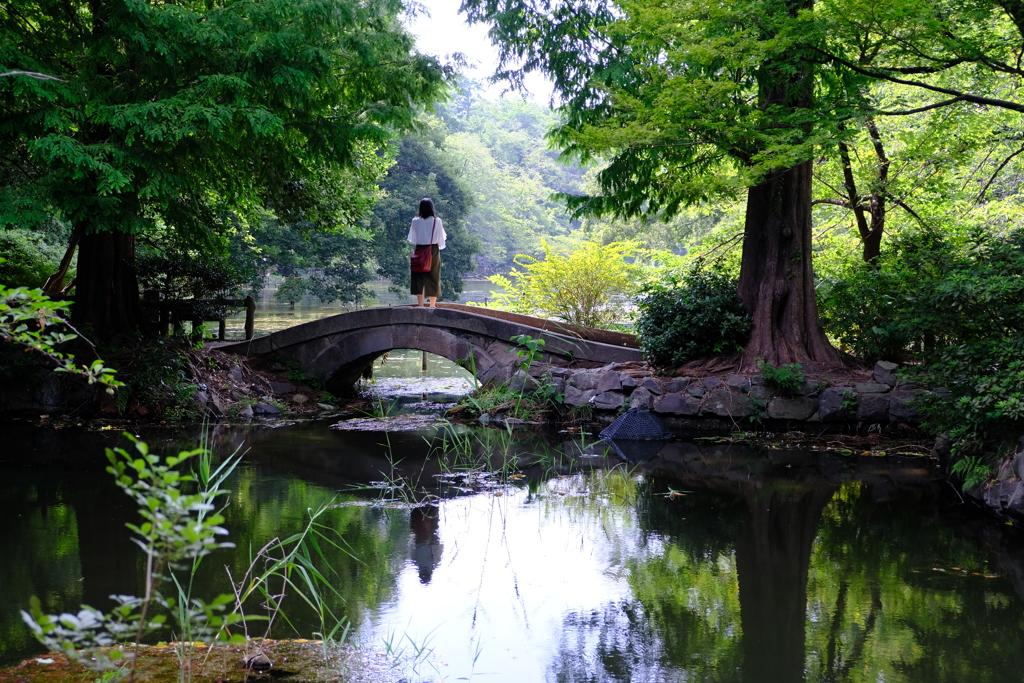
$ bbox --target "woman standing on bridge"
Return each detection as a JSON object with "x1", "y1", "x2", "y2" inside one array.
[{"x1": 408, "y1": 197, "x2": 447, "y2": 307}]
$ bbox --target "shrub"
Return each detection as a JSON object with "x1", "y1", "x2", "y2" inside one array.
[
  {"x1": 635, "y1": 265, "x2": 751, "y2": 368},
  {"x1": 817, "y1": 225, "x2": 1024, "y2": 486},
  {"x1": 817, "y1": 226, "x2": 1024, "y2": 362},
  {"x1": 485, "y1": 240, "x2": 673, "y2": 330},
  {"x1": 910, "y1": 340, "x2": 1024, "y2": 479}
]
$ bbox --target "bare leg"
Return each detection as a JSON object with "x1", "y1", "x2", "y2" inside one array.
[
  {"x1": 416, "y1": 293, "x2": 425, "y2": 307},
  {"x1": 428, "y1": 296, "x2": 437, "y2": 308}
]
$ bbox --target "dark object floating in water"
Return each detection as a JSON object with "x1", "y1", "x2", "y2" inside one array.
[
  {"x1": 242, "y1": 651, "x2": 273, "y2": 671},
  {"x1": 599, "y1": 408, "x2": 673, "y2": 441},
  {"x1": 597, "y1": 408, "x2": 673, "y2": 463}
]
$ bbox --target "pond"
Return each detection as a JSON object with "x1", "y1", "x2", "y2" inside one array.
[{"x1": 3, "y1": 406, "x2": 1024, "y2": 682}]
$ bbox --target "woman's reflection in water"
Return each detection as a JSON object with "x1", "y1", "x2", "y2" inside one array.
[{"x1": 409, "y1": 504, "x2": 443, "y2": 583}]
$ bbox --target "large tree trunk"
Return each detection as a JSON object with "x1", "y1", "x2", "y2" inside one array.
[
  {"x1": 736, "y1": 0, "x2": 842, "y2": 372},
  {"x1": 738, "y1": 161, "x2": 842, "y2": 371},
  {"x1": 71, "y1": 227, "x2": 142, "y2": 339}
]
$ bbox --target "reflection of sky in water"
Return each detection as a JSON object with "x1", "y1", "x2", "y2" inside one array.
[
  {"x1": 362, "y1": 476, "x2": 642, "y2": 682},
  {"x1": 368, "y1": 349, "x2": 474, "y2": 382}
]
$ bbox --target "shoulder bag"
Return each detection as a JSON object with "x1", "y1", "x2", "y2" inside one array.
[{"x1": 410, "y1": 217, "x2": 437, "y2": 273}]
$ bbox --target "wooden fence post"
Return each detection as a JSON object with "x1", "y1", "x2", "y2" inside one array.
[{"x1": 244, "y1": 295, "x2": 256, "y2": 340}]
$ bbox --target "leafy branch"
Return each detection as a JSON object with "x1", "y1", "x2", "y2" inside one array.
[{"x1": 0, "y1": 284, "x2": 121, "y2": 392}]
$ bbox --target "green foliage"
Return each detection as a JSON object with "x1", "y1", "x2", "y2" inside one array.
[
  {"x1": 454, "y1": 337, "x2": 565, "y2": 420},
  {"x1": 756, "y1": 360, "x2": 807, "y2": 396},
  {"x1": 22, "y1": 435, "x2": 349, "y2": 679},
  {"x1": 951, "y1": 455, "x2": 991, "y2": 491},
  {"x1": 23, "y1": 436, "x2": 242, "y2": 672},
  {"x1": 818, "y1": 0, "x2": 1024, "y2": 121},
  {"x1": 1, "y1": 0, "x2": 452, "y2": 333},
  {"x1": 0, "y1": 230, "x2": 66, "y2": 288},
  {"x1": 462, "y1": 0, "x2": 855, "y2": 220},
  {"x1": 275, "y1": 277, "x2": 311, "y2": 305},
  {"x1": 105, "y1": 438, "x2": 235, "y2": 567},
  {"x1": 506, "y1": 334, "x2": 556, "y2": 414},
  {"x1": 116, "y1": 345, "x2": 198, "y2": 419},
  {"x1": 817, "y1": 226, "x2": 1024, "y2": 361},
  {"x1": 912, "y1": 347, "x2": 1024, "y2": 472},
  {"x1": 249, "y1": 211, "x2": 386, "y2": 308},
  {"x1": 488, "y1": 240, "x2": 666, "y2": 329},
  {"x1": 509, "y1": 334, "x2": 546, "y2": 374},
  {"x1": 635, "y1": 267, "x2": 751, "y2": 368},
  {"x1": 0, "y1": 283, "x2": 121, "y2": 390},
  {"x1": 436, "y1": 91, "x2": 586, "y2": 272},
  {"x1": 137, "y1": 245, "x2": 256, "y2": 328},
  {"x1": 458, "y1": 381, "x2": 541, "y2": 422},
  {"x1": 818, "y1": 225, "x2": 1024, "y2": 482},
  {"x1": 137, "y1": 248, "x2": 252, "y2": 302}
]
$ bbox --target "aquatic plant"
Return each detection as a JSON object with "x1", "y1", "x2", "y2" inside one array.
[
  {"x1": 22, "y1": 435, "x2": 242, "y2": 678},
  {"x1": 21, "y1": 435, "x2": 348, "y2": 682}
]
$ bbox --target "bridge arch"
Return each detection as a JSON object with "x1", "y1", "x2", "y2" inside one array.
[{"x1": 222, "y1": 304, "x2": 642, "y2": 395}]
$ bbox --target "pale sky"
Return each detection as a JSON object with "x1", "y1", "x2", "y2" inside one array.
[{"x1": 404, "y1": 0, "x2": 554, "y2": 103}]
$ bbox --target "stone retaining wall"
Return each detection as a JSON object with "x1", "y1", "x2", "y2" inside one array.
[{"x1": 519, "y1": 359, "x2": 944, "y2": 431}]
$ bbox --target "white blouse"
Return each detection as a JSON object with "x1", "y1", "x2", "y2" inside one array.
[{"x1": 407, "y1": 216, "x2": 447, "y2": 249}]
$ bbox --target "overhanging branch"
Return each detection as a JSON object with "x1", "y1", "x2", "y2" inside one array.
[
  {"x1": 0, "y1": 70, "x2": 63, "y2": 81},
  {"x1": 823, "y1": 55, "x2": 1024, "y2": 113}
]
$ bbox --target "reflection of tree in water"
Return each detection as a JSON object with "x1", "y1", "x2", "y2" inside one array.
[
  {"x1": 548, "y1": 480, "x2": 746, "y2": 682},
  {"x1": 734, "y1": 483, "x2": 837, "y2": 683},
  {"x1": 196, "y1": 468, "x2": 409, "y2": 635},
  {"x1": 0, "y1": 470, "x2": 104, "y2": 664},
  {"x1": 807, "y1": 482, "x2": 1024, "y2": 683},
  {"x1": 548, "y1": 444, "x2": 1024, "y2": 683}
]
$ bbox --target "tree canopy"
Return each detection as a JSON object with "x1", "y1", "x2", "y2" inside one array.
[{"x1": 0, "y1": 0, "x2": 452, "y2": 337}]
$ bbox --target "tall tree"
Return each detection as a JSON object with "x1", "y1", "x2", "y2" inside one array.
[
  {"x1": 0, "y1": 0, "x2": 451, "y2": 338},
  {"x1": 463, "y1": 0, "x2": 847, "y2": 370}
]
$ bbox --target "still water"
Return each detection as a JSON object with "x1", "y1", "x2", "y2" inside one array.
[{"x1": 4, "y1": 417, "x2": 1024, "y2": 682}]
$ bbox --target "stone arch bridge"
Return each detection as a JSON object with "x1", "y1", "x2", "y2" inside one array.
[{"x1": 221, "y1": 303, "x2": 642, "y2": 395}]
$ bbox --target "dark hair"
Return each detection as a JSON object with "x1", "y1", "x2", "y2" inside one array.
[{"x1": 418, "y1": 198, "x2": 436, "y2": 218}]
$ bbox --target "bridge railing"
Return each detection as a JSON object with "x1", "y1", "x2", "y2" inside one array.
[{"x1": 142, "y1": 295, "x2": 256, "y2": 340}]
